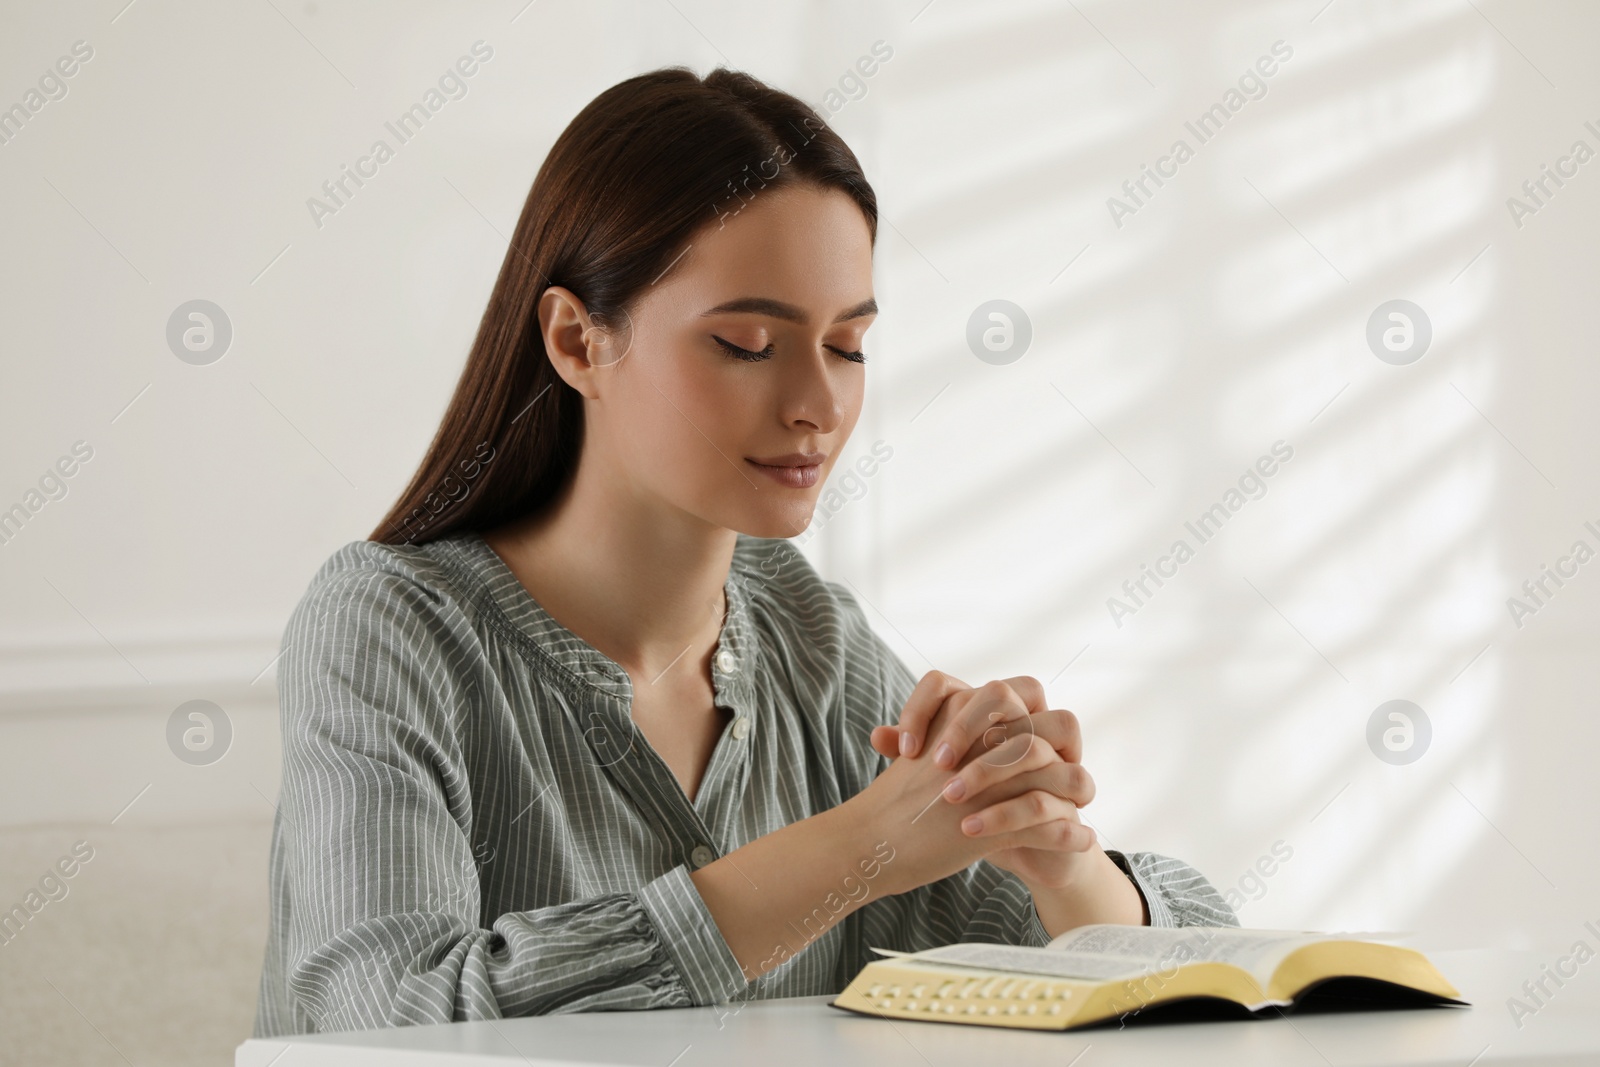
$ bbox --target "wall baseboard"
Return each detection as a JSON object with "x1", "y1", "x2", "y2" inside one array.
[{"x1": 0, "y1": 631, "x2": 284, "y2": 715}]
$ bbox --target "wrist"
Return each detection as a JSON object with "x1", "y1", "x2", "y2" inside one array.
[
  {"x1": 825, "y1": 794, "x2": 907, "y2": 899},
  {"x1": 1026, "y1": 847, "x2": 1146, "y2": 937}
]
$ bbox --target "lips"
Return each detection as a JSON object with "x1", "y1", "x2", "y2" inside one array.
[
  {"x1": 747, "y1": 452, "x2": 826, "y2": 467},
  {"x1": 746, "y1": 452, "x2": 825, "y2": 489}
]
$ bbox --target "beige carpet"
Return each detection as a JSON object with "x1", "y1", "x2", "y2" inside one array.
[{"x1": 0, "y1": 819, "x2": 274, "y2": 1067}]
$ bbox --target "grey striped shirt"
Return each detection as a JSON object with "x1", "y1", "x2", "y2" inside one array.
[{"x1": 252, "y1": 531, "x2": 1236, "y2": 1037}]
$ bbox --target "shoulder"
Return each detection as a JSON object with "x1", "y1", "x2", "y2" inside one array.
[
  {"x1": 728, "y1": 535, "x2": 915, "y2": 706},
  {"x1": 275, "y1": 538, "x2": 490, "y2": 733},
  {"x1": 282, "y1": 535, "x2": 484, "y2": 656},
  {"x1": 275, "y1": 539, "x2": 489, "y2": 765},
  {"x1": 302, "y1": 535, "x2": 461, "y2": 592},
  {"x1": 728, "y1": 535, "x2": 870, "y2": 649}
]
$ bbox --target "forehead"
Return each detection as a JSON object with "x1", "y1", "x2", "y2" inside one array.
[{"x1": 655, "y1": 184, "x2": 875, "y2": 315}]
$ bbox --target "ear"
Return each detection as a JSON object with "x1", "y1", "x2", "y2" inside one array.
[{"x1": 539, "y1": 286, "x2": 629, "y2": 399}]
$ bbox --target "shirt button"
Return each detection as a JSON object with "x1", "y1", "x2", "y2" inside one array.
[
  {"x1": 714, "y1": 649, "x2": 737, "y2": 674},
  {"x1": 731, "y1": 717, "x2": 750, "y2": 740},
  {"x1": 690, "y1": 844, "x2": 715, "y2": 868}
]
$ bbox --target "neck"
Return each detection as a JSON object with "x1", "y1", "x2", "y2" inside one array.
[{"x1": 483, "y1": 449, "x2": 737, "y2": 685}]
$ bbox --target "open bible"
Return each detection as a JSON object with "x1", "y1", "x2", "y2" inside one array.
[{"x1": 831, "y1": 924, "x2": 1468, "y2": 1031}]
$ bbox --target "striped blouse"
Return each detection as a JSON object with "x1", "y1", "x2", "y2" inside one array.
[{"x1": 251, "y1": 531, "x2": 1237, "y2": 1037}]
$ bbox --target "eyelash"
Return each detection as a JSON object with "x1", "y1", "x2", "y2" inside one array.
[{"x1": 713, "y1": 336, "x2": 867, "y2": 365}]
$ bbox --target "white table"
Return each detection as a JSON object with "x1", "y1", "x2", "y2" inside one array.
[{"x1": 236, "y1": 948, "x2": 1600, "y2": 1066}]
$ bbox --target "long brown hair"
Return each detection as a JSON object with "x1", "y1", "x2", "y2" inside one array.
[{"x1": 370, "y1": 66, "x2": 879, "y2": 546}]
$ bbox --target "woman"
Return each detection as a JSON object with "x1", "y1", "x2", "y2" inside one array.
[{"x1": 252, "y1": 65, "x2": 1235, "y2": 1038}]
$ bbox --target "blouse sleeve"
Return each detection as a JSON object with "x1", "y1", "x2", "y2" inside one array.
[
  {"x1": 261, "y1": 568, "x2": 748, "y2": 1035},
  {"x1": 1106, "y1": 849, "x2": 1240, "y2": 929},
  {"x1": 821, "y1": 578, "x2": 1237, "y2": 975}
]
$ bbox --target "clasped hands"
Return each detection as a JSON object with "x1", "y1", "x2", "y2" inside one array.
[{"x1": 852, "y1": 672, "x2": 1147, "y2": 932}]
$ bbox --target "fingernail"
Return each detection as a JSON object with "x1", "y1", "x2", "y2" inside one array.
[
  {"x1": 899, "y1": 731, "x2": 917, "y2": 757},
  {"x1": 962, "y1": 815, "x2": 983, "y2": 834},
  {"x1": 942, "y1": 777, "x2": 966, "y2": 801},
  {"x1": 935, "y1": 743, "x2": 955, "y2": 768}
]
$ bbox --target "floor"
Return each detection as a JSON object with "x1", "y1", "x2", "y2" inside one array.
[{"x1": 0, "y1": 819, "x2": 274, "y2": 1066}]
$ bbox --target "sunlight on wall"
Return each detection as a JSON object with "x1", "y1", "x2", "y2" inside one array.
[{"x1": 810, "y1": 0, "x2": 1524, "y2": 941}]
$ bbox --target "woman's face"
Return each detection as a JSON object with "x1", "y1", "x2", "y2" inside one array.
[{"x1": 579, "y1": 182, "x2": 876, "y2": 540}]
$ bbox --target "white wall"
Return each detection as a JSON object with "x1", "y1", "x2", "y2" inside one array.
[{"x1": 2, "y1": 0, "x2": 1597, "y2": 1062}]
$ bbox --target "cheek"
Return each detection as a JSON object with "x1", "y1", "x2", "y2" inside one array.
[
  {"x1": 838, "y1": 376, "x2": 865, "y2": 433},
  {"x1": 615, "y1": 348, "x2": 753, "y2": 476}
]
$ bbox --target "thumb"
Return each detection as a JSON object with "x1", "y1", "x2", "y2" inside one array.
[{"x1": 869, "y1": 725, "x2": 902, "y2": 760}]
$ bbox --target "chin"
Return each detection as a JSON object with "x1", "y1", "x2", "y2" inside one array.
[{"x1": 729, "y1": 504, "x2": 817, "y2": 541}]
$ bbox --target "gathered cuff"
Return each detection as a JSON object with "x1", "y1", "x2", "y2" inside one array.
[
  {"x1": 637, "y1": 864, "x2": 751, "y2": 1005},
  {"x1": 1105, "y1": 849, "x2": 1175, "y2": 928}
]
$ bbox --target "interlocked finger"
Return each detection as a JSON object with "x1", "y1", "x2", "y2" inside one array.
[
  {"x1": 956, "y1": 706, "x2": 1082, "y2": 769},
  {"x1": 960, "y1": 789, "x2": 1097, "y2": 854},
  {"x1": 939, "y1": 733, "x2": 1060, "y2": 805},
  {"x1": 958, "y1": 759, "x2": 1096, "y2": 811},
  {"x1": 925, "y1": 680, "x2": 1033, "y2": 771}
]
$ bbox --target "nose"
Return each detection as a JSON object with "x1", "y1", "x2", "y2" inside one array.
[{"x1": 779, "y1": 345, "x2": 851, "y2": 434}]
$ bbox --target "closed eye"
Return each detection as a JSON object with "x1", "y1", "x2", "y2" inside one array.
[
  {"x1": 713, "y1": 336, "x2": 775, "y2": 361},
  {"x1": 713, "y1": 336, "x2": 868, "y2": 364}
]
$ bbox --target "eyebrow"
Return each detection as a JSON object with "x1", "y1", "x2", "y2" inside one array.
[{"x1": 699, "y1": 296, "x2": 878, "y2": 325}]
